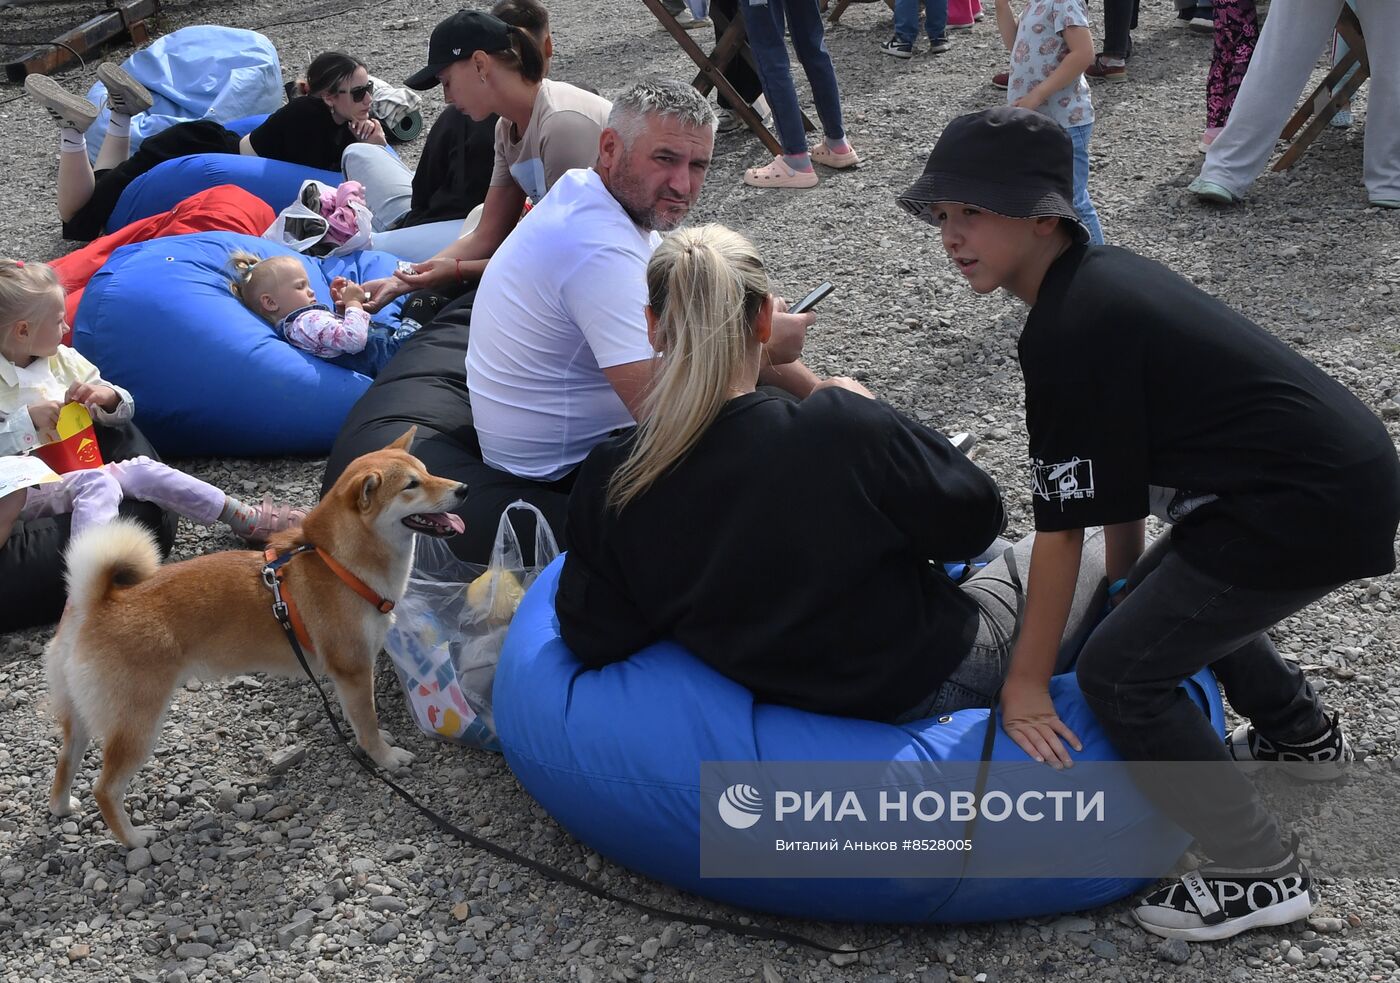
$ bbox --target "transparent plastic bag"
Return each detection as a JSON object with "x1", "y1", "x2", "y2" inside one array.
[
  {"x1": 263, "y1": 179, "x2": 374, "y2": 257},
  {"x1": 384, "y1": 502, "x2": 560, "y2": 751}
]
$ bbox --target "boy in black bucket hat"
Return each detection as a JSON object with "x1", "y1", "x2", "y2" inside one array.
[{"x1": 899, "y1": 106, "x2": 1400, "y2": 941}]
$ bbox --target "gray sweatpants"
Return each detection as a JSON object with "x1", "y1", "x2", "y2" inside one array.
[
  {"x1": 1197, "y1": 0, "x2": 1400, "y2": 202},
  {"x1": 898, "y1": 529, "x2": 1109, "y2": 719},
  {"x1": 340, "y1": 143, "x2": 473, "y2": 262}
]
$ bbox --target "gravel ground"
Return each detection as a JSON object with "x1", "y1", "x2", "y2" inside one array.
[{"x1": 2, "y1": 1, "x2": 1399, "y2": 980}]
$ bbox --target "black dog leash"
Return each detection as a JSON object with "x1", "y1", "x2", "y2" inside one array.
[
  {"x1": 259, "y1": 552, "x2": 892, "y2": 956},
  {"x1": 925, "y1": 545, "x2": 1025, "y2": 920}
]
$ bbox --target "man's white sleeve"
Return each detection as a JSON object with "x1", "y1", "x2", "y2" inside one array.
[{"x1": 558, "y1": 245, "x2": 658, "y2": 369}]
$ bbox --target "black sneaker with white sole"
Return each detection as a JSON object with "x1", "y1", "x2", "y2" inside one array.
[
  {"x1": 1228, "y1": 710, "x2": 1353, "y2": 780},
  {"x1": 23, "y1": 74, "x2": 99, "y2": 131},
  {"x1": 1133, "y1": 836, "x2": 1315, "y2": 941}
]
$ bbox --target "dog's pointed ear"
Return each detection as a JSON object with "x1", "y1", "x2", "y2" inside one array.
[
  {"x1": 358, "y1": 471, "x2": 382, "y2": 513},
  {"x1": 389, "y1": 426, "x2": 417, "y2": 453}
]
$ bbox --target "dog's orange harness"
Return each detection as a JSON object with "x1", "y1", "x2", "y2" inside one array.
[{"x1": 261, "y1": 544, "x2": 395, "y2": 652}]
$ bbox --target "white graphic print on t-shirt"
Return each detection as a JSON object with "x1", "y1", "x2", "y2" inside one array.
[{"x1": 1031, "y1": 456, "x2": 1095, "y2": 508}]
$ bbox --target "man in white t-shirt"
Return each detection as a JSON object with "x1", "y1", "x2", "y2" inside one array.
[{"x1": 467, "y1": 78, "x2": 817, "y2": 483}]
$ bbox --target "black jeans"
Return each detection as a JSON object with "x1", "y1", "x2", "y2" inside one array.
[
  {"x1": 1075, "y1": 532, "x2": 1334, "y2": 866},
  {"x1": 0, "y1": 422, "x2": 177, "y2": 631},
  {"x1": 1101, "y1": 0, "x2": 1140, "y2": 58}
]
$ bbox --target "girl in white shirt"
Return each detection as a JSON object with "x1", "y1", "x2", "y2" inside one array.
[{"x1": 0, "y1": 258, "x2": 304, "y2": 544}]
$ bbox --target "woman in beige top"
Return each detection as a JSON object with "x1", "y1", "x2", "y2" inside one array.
[{"x1": 364, "y1": 5, "x2": 611, "y2": 312}]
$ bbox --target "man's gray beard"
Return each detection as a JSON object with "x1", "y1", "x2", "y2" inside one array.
[
  {"x1": 610, "y1": 163, "x2": 690, "y2": 233},
  {"x1": 616, "y1": 196, "x2": 684, "y2": 233}
]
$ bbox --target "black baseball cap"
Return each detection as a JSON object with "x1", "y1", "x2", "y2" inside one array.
[
  {"x1": 896, "y1": 107, "x2": 1090, "y2": 244},
  {"x1": 405, "y1": 10, "x2": 514, "y2": 91}
]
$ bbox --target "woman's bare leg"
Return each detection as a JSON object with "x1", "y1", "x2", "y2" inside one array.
[
  {"x1": 91, "y1": 127, "x2": 130, "y2": 172},
  {"x1": 57, "y1": 146, "x2": 98, "y2": 222},
  {"x1": 23, "y1": 74, "x2": 100, "y2": 222},
  {"x1": 91, "y1": 63, "x2": 152, "y2": 171}
]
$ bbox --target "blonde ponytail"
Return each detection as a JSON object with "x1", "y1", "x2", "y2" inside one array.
[
  {"x1": 0, "y1": 258, "x2": 62, "y2": 330},
  {"x1": 607, "y1": 225, "x2": 769, "y2": 511}
]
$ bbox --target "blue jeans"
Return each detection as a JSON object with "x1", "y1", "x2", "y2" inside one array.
[
  {"x1": 894, "y1": 0, "x2": 948, "y2": 42},
  {"x1": 740, "y1": 0, "x2": 846, "y2": 155},
  {"x1": 329, "y1": 325, "x2": 403, "y2": 377},
  {"x1": 1068, "y1": 122, "x2": 1105, "y2": 245}
]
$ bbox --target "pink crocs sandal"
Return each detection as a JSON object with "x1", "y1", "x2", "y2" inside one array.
[
  {"x1": 810, "y1": 141, "x2": 860, "y2": 169},
  {"x1": 242, "y1": 496, "x2": 309, "y2": 544},
  {"x1": 743, "y1": 156, "x2": 818, "y2": 190}
]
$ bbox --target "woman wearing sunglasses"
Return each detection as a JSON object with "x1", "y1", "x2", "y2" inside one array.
[
  {"x1": 24, "y1": 51, "x2": 386, "y2": 241},
  {"x1": 239, "y1": 52, "x2": 385, "y2": 168}
]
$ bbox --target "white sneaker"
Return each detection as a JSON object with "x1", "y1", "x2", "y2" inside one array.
[
  {"x1": 949, "y1": 432, "x2": 978, "y2": 456},
  {"x1": 24, "y1": 74, "x2": 99, "y2": 131},
  {"x1": 675, "y1": 8, "x2": 712, "y2": 30},
  {"x1": 96, "y1": 62, "x2": 153, "y2": 116},
  {"x1": 717, "y1": 97, "x2": 772, "y2": 133}
]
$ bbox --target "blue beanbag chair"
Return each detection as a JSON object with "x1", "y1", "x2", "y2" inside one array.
[
  {"x1": 496, "y1": 558, "x2": 1228, "y2": 924},
  {"x1": 72, "y1": 231, "x2": 406, "y2": 457},
  {"x1": 108, "y1": 153, "x2": 342, "y2": 232},
  {"x1": 84, "y1": 26, "x2": 284, "y2": 163}
]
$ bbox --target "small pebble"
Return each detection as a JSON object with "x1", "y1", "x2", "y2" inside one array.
[
  {"x1": 268, "y1": 745, "x2": 307, "y2": 774},
  {"x1": 830, "y1": 948, "x2": 860, "y2": 967},
  {"x1": 369, "y1": 920, "x2": 402, "y2": 945},
  {"x1": 1156, "y1": 938, "x2": 1190, "y2": 965},
  {"x1": 124, "y1": 847, "x2": 152, "y2": 873}
]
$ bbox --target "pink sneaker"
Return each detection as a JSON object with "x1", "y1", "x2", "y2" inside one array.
[
  {"x1": 242, "y1": 495, "x2": 309, "y2": 543},
  {"x1": 1198, "y1": 126, "x2": 1223, "y2": 153},
  {"x1": 743, "y1": 156, "x2": 818, "y2": 190}
]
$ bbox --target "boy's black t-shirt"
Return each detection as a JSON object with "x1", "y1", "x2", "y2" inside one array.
[
  {"x1": 398, "y1": 108, "x2": 497, "y2": 229},
  {"x1": 1020, "y1": 244, "x2": 1400, "y2": 589},
  {"x1": 556, "y1": 389, "x2": 1007, "y2": 723},
  {"x1": 246, "y1": 96, "x2": 356, "y2": 172}
]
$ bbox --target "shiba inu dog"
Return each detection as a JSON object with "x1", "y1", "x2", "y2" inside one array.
[{"x1": 45, "y1": 428, "x2": 466, "y2": 847}]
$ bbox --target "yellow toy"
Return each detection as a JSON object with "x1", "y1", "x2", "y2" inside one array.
[{"x1": 465, "y1": 568, "x2": 525, "y2": 623}]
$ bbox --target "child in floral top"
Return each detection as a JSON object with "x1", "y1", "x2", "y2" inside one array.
[{"x1": 993, "y1": 0, "x2": 1104, "y2": 243}]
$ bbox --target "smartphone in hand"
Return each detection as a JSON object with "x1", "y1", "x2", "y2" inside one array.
[{"x1": 789, "y1": 281, "x2": 834, "y2": 315}]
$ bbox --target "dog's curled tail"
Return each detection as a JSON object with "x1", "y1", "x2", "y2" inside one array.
[{"x1": 63, "y1": 517, "x2": 161, "y2": 611}]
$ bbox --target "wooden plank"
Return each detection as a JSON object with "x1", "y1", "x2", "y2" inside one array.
[
  {"x1": 1273, "y1": 6, "x2": 1367, "y2": 171},
  {"x1": 641, "y1": 0, "x2": 786, "y2": 155},
  {"x1": 4, "y1": 0, "x2": 158, "y2": 83},
  {"x1": 828, "y1": 0, "x2": 893, "y2": 25}
]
